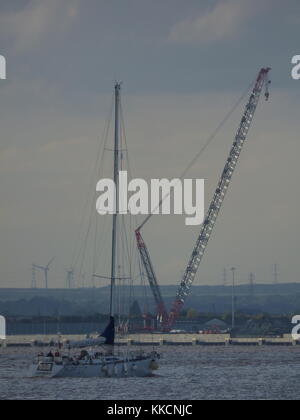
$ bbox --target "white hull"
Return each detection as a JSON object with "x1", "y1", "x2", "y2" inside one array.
[{"x1": 30, "y1": 354, "x2": 159, "y2": 378}]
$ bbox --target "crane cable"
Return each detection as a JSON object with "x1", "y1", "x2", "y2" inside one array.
[{"x1": 136, "y1": 77, "x2": 256, "y2": 232}]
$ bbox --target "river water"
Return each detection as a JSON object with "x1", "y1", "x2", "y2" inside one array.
[{"x1": 0, "y1": 345, "x2": 300, "y2": 400}]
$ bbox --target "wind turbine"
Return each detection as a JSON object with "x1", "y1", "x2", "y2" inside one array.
[
  {"x1": 32, "y1": 257, "x2": 55, "y2": 289},
  {"x1": 65, "y1": 268, "x2": 74, "y2": 289}
]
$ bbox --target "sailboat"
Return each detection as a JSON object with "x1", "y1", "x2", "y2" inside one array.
[{"x1": 29, "y1": 83, "x2": 160, "y2": 378}]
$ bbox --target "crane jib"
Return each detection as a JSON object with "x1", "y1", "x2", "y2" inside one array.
[
  {"x1": 135, "y1": 229, "x2": 169, "y2": 326},
  {"x1": 167, "y1": 68, "x2": 271, "y2": 328}
]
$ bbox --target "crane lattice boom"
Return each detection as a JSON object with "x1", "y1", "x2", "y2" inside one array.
[
  {"x1": 135, "y1": 229, "x2": 169, "y2": 324},
  {"x1": 167, "y1": 67, "x2": 271, "y2": 328}
]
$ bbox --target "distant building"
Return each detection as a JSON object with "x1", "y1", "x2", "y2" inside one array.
[{"x1": 203, "y1": 318, "x2": 228, "y2": 333}]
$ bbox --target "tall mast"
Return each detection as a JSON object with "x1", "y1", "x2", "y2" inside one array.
[{"x1": 110, "y1": 83, "x2": 121, "y2": 317}]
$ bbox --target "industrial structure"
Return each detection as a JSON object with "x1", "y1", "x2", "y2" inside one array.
[
  {"x1": 249, "y1": 272, "x2": 255, "y2": 297},
  {"x1": 136, "y1": 68, "x2": 271, "y2": 331}
]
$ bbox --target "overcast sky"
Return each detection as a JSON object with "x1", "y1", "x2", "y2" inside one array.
[{"x1": 0, "y1": 0, "x2": 299, "y2": 289}]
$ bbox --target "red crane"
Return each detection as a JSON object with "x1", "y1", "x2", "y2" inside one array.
[{"x1": 135, "y1": 229, "x2": 169, "y2": 327}]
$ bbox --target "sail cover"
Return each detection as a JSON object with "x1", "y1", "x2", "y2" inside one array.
[{"x1": 101, "y1": 316, "x2": 115, "y2": 345}]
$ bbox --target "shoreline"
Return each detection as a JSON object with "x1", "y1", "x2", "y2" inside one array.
[{"x1": 1, "y1": 333, "x2": 298, "y2": 348}]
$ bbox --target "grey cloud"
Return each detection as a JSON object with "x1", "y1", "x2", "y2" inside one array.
[
  {"x1": 168, "y1": 0, "x2": 271, "y2": 45},
  {"x1": 0, "y1": 0, "x2": 80, "y2": 53}
]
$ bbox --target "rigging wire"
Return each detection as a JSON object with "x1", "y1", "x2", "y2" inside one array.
[
  {"x1": 119, "y1": 101, "x2": 140, "y2": 271},
  {"x1": 73, "y1": 97, "x2": 114, "y2": 286},
  {"x1": 71, "y1": 94, "x2": 114, "y2": 275},
  {"x1": 119, "y1": 99, "x2": 143, "y2": 315}
]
